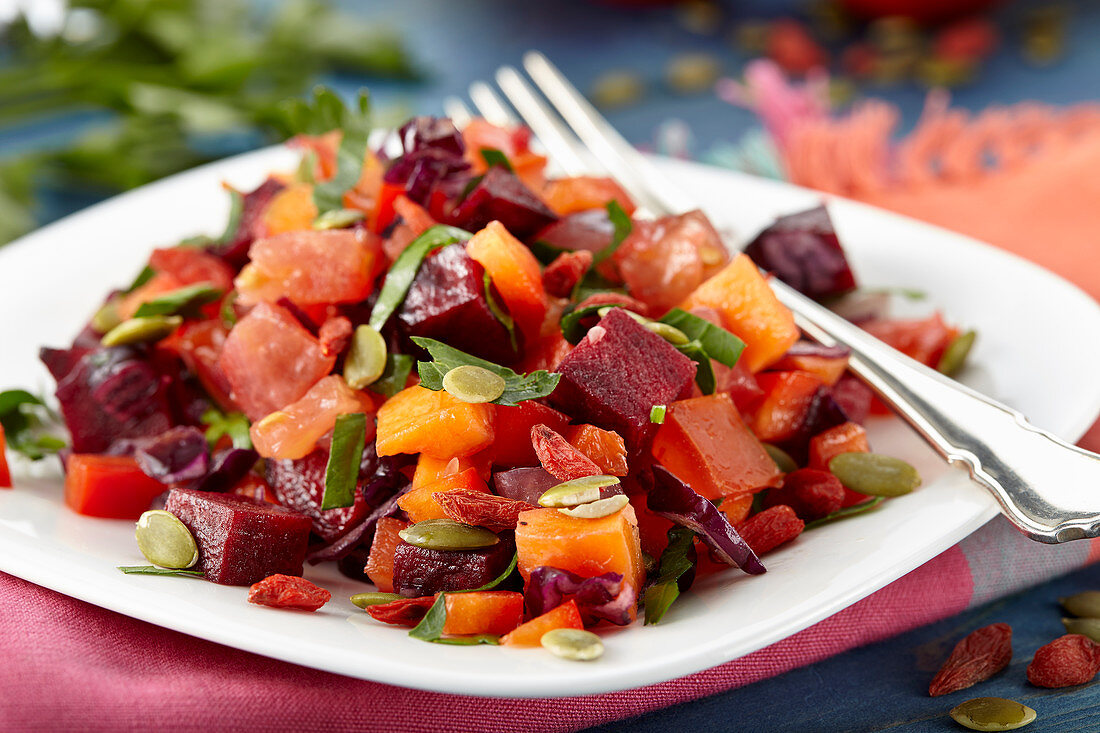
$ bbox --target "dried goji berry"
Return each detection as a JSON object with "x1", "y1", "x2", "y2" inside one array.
[
  {"x1": 318, "y1": 315, "x2": 353, "y2": 358},
  {"x1": 531, "y1": 423, "x2": 602, "y2": 481},
  {"x1": 247, "y1": 574, "x2": 331, "y2": 612},
  {"x1": 542, "y1": 250, "x2": 593, "y2": 298},
  {"x1": 565, "y1": 424, "x2": 628, "y2": 477},
  {"x1": 764, "y1": 468, "x2": 844, "y2": 521},
  {"x1": 366, "y1": 595, "x2": 436, "y2": 627},
  {"x1": 929, "y1": 623, "x2": 1013, "y2": 697},
  {"x1": 735, "y1": 505, "x2": 804, "y2": 556},
  {"x1": 1027, "y1": 634, "x2": 1100, "y2": 688},
  {"x1": 434, "y1": 488, "x2": 533, "y2": 532}
]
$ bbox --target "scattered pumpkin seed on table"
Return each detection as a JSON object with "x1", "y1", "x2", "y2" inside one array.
[
  {"x1": 538, "y1": 475, "x2": 621, "y2": 508},
  {"x1": 558, "y1": 493, "x2": 629, "y2": 519},
  {"x1": 442, "y1": 365, "x2": 507, "y2": 404},
  {"x1": 1062, "y1": 617, "x2": 1100, "y2": 642},
  {"x1": 541, "y1": 628, "x2": 604, "y2": 661},
  {"x1": 135, "y1": 510, "x2": 199, "y2": 570},
  {"x1": 949, "y1": 697, "x2": 1036, "y2": 731},
  {"x1": 828, "y1": 452, "x2": 920, "y2": 497},
  {"x1": 399, "y1": 518, "x2": 499, "y2": 551}
]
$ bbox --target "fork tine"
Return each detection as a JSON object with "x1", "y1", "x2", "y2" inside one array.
[
  {"x1": 468, "y1": 82, "x2": 517, "y2": 127},
  {"x1": 494, "y1": 66, "x2": 589, "y2": 177},
  {"x1": 443, "y1": 97, "x2": 474, "y2": 129},
  {"x1": 522, "y1": 51, "x2": 693, "y2": 215}
]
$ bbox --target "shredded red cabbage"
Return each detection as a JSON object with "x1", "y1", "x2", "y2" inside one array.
[{"x1": 525, "y1": 566, "x2": 636, "y2": 626}]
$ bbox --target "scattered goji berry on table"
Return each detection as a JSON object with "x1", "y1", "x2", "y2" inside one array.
[
  {"x1": 735, "y1": 505, "x2": 804, "y2": 556},
  {"x1": 531, "y1": 424, "x2": 602, "y2": 482},
  {"x1": 247, "y1": 574, "x2": 331, "y2": 612},
  {"x1": 434, "y1": 488, "x2": 533, "y2": 532},
  {"x1": 764, "y1": 468, "x2": 845, "y2": 521},
  {"x1": 929, "y1": 622, "x2": 1013, "y2": 697},
  {"x1": 1027, "y1": 634, "x2": 1100, "y2": 688},
  {"x1": 366, "y1": 595, "x2": 436, "y2": 627},
  {"x1": 542, "y1": 251, "x2": 593, "y2": 298}
]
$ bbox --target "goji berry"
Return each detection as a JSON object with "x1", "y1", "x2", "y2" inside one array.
[
  {"x1": 247, "y1": 574, "x2": 331, "y2": 612},
  {"x1": 766, "y1": 19, "x2": 828, "y2": 75},
  {"x1": 531, "y1": 423, "x2": 602, "y2": 481},
  {"x1": 434, "y1": 489, "x2": 533, "y2": 532},
  {"x1": 1027, "y1": 634, "x2": 1100, "y2": 688},
  {"x1": 735, "y1": 505, "x2": 804, "y2": 556},
  {"x1": 574, "y1": 292, "x2": 650, "y2": 318},
  {"x1": 318, "y1": 315, "x2": 353, "y2": 358},
  {"x1": 366, "y1": 595, "x2": 436, "y2": 627},
  {"x1": 928, "y1": 623, "x2": 1013, "y2": 697},
  {"x1": 565, "y1": 424, "x2": 628, "y2": 477},
  {"x1": 542, "y1": 250, "x2": 593, "y2": 298},
  {"x1": 764, "y1": 468, "x2": 844, "y2": 521}
]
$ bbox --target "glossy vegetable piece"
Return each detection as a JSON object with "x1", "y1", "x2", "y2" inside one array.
[
  {"x1": 652, "y1": 393, "x2": 782, "y2": 499},
  {"x1": 123, "y1": 425, "x2": 209, "y2": 484},
  {"x1": 397, "y1": 243, "x2": 520, "y2": 365},
  {"x1": 375, "y1": 385, "x2": 495, "y2": 459},
  {"x1": 365, "y1": 516, "x2": 410, "y2": 593},
  {"x1": 680, "y1": 253, "x2": 799, "y2": 372},
  {"x1": 264, "y1": 447, "x2": 369, "y2": 542},
  {"x1": 830, "y1": 374, "x2": 873, "y2": 424},
  {"x1": 764, "y1": 468, "x2": 845, "y2": 521},
  {"x1": 771, "y1": 342, "x2": 851, "y2": 386},
  {"x1": 434, "y1": 489, "x2": 534, "y2": 532},
  {"x1": 149, "y1": 246, "x2": 235, "y2": 294},
  {"x1": 210, "y1": 177, "x2": 285, "y2": 268},
  {"x1": 391, "y1": 536, "x2": 515, "y2": 597},
  {"x1": 396, "y1": 468, "x2": 489, "y2": 523},
  {"x1": 501, "y1": 600, "x2": 584, "y2": 646},
  {"x1": 218, "y1": 302, "x2": 336, "y2": 421},
  {"x1": 536, "y1": 209, "x2": 615, "y2": 256},
  {"x1": 743, "y1": 205, "x2": 857, "y2": 302},
  {"x1": 465, "y1": 221, "x2": 548, "y2": 337},
  {"x1": 384, "y1": 116, "x2": 470, "y2": 209},
  {"x1": 165, "y1": 488, "x2": 312, "y2": 586},
  {"x1": 64, "y1": 454, "x2": 166, "y2": 519},
  {"x1": 260, "y1": 182, "x2": 318, "y2": 236},
  {"x1": 449, "y1": 167, "x2": 558, "y2": 240},
  {"x1": 524, "y1": 566, "x2": 636, "y2": 626},
  {"x1": 549, "y1": 308, "x2": 696, "y2": 455},
  {"x1": 809, "y1": 421, "x2": 869, "y2": 470},
  {"x1": 753, "y1": 371, "x2": 849, "y2": 454},
  {"x1": 565, "y1": 424, "x2": 628, "y2": 477},
  {"x1": 250, "y1": 375, "x2": 374, "y2": 460},
  {"x1": 531, "y1": 423, "x2": 602, "y2": 481},
  {"x1": 541, "y1": 176, "x2": 636, "y2": 216},
  {"x1": 411, "y1": 452, "x2": 492, "y2": 487},
  {"x1": 486, "y1": 401, "x2": 570, "y2": 468},
  {"x1": 0, "y1": 425, "x2": 10, "y2": 488},
  {"x1": 862, "y1": 312, "x2": 959, "y2": 368},
  {"x1": 492, "y1": 466, "x2": 559, "y2": 505},
  {"x1": 163, "y1": 319, "x2": 235, "y2": 411},
  {"x1": 441, "y1": 591, "x2": 525, "y2": 636}
]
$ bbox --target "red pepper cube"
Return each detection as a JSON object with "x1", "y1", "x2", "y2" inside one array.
[{"x1": 64, "y1": 454, "x2": 166, "y2": 519}]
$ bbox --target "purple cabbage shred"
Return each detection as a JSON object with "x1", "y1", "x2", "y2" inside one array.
[{"x1": 525, "y1": 566, "x2": 637, "y2": 626}]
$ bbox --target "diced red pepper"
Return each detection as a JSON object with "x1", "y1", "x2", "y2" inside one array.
[
  {"x1": 64, "y1": 454, "x2": 167, "y2": 519},
  {"x1": 486, "y1": 401, "x2": 570, "y2": 468}
]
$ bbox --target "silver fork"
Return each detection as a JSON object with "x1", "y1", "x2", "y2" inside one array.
[{"x1": 446, "y1": 51, "x2": 1100, "y2": 544}]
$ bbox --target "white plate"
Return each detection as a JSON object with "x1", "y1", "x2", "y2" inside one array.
[{"x1": 2, "y1": 148, "x2": 1099, "y2": 698}]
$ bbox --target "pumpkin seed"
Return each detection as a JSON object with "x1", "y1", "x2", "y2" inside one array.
[
  {"x1": 351, "y1": 592, "x2": 403, "y2": 609},
  {"x1": 91, "y1": 300, "x2": 122, "y2": 334},
  {"x1": 313, "y1": 208, "x2": 365, "y2": 230},
  {"x1": 1060, "y1": 590, "x2": 1100, "y2": 618},
  {"x1": 442, "y1": 365, "x2": 507, "y2": 404},
  {"x1": 1062, "y1": 617, "x2": 1100, "y2": 642},
  {"x1": 101, "y1": 315, "x2": 183, "y2": 347},
  {"x1": 398, "y1": 518, "x2": 499, "y2": 551},
  {"x1": 541, "y1": 628, "x2": 604, "y2": 661},
  {"x1": 135, "y1": 510, "x2": 199, "y2": 569},
  {"x1": 828, "y1": 452, "x2": 920, "y2": 497},
  {"x1": 644, "y1": 321, "x2": 691, "y2": 346},
  {"x1": 344, "y1": 325, "x2": 388, "y2": 389},
  {"x1": 597, "y1": 306, "x2": 647, "y2": 324},
  {"x1": 538, "y1": 475, "x2": 621, "y2": 508},
  {"x1": 558, "y1": 493, "x2": 629, "y2": 519},
  {"x1": 763, "y1": 443, "x2": 798, "y2": 474},
  {"x1": 938, "y1": 330, "x2": 977, "y2": 377},
  {"x1": 949, "y1": 697, "x2": 1036, "y2": 731}
]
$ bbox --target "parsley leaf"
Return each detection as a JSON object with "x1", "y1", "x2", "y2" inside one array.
[
  {"x1": 643, "y1": 526, "x2": 697, "y2": 625},
  {"x1": 321, "y1": 413, "x2": 367, "y2": 510},
  {"x1": 200, "y1": 408, "x2": 252, "y2": 450},
  {"x1": 479, "y1": 147, "x2": 514, "y2": 173},
  {"x1": 407, "y1": 554, "x2": 517, "y2": 645},
  {"x1": 803, "y1": 497, "x2": 885, "y2": 530},
  {"x1": 412, "y1": 338, "x2": 560, "y2": 407},
  {"x1": 118, "y1": 566, "x2": 204, "y2": 578},
  {"x1": 0, "y1": 390, "x2": 66, "y2": 460}
]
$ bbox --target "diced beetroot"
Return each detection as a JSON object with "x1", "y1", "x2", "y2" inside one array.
[
  {"x1": 397, "y1": 242, "x2": 520, "y2": 364},
  {"x1": 549, "y1": 308, "x2": 696, "y2": 454},
  {"x1": 391, "y1": 536, "x2": 516, "y2": 597},
  {"x1": 831, "y1": 374, "x2": 873, "y2": 424},
  {"x1": 210, "y1": 178, "x2": 286, "y2": 270},
  {"x1": 264, "y1": 448, "x2": 369, "y2": 542},
  {"x1": 165, "y1": 488, "x2": 312, "y2": 586},
  {"x1": 536, "y1": 209, "x2": 615, "y2": 254},
  {"x1": 743, "y1": 205, "x2": 857, "y2": 302},
  {"x1": 449, "y1": 168, "x2": 558, "y2": 240},
  {"x1": 492, "y1": 466, "x2": 559, "y2": 505}
]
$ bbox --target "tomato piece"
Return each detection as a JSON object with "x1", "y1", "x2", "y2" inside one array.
[
  {"x1": 250, "y1": 375, "x2": 374, "y2": 460},
  {"x1": 218, "y1": 302, "x2": 336, "y2": 421},
  {"x1": 542, "y1": 176, "x2": 637, "y2": 216},
  {"x1": 862, "y1": 313, "x2": 959, "y2": 368},
  {"x1": 64, "y1": 454, "x2": 166, "y2": 519},
  {"x1": 375, "y1": 386, "x2": 496, "y2": 459},
  {"x1": 487, "y1": 401, "x2": 570, "y2": 468},
  {"x1": 501, "y1": 600, "x2": 584, "y2": 647},
  {"x1": 442, "y1": 591, "x2": 525, "y2": 636},
  {"x1": 0, "y1": 425, "x2": 11, "y2": 488},
  {"x1": 751, "y1": 371, "x2": 825, "y2": 443},
  {"x1": 465, "y1": 221, "x2": 547, "y2": 338},
  {"x1": 149, "y1": 247, "x2": 235, "y2": 293},
  {"x1": 365, "y1": 516, "x2": 410, "y2": 593}
]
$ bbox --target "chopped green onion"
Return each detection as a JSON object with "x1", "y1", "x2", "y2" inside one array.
[
  {"x1": 650, "y1": 405, "x2": 667, "y2": 424},
  {"x1": 368, "y1": 225, "x2": 472, "y2": 332},
  {"x1": 321, "y1": 413, "x2": 367, "y2": 510},
  {"x1": 133, "y1": 282, "x2": 223, "y2": 318}
]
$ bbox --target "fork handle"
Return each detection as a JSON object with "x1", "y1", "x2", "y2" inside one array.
[{"x1": 773, "y1": 281, "x2": 1100, "y2": 543}]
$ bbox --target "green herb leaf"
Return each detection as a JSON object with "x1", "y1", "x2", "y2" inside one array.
[
  {"x1": 592, "y1": 200, "x2": 632, "y2": 265},
  {"x1": 0, "y1": 389, "x2": 66, "y2": 460},
  {"x1": 200, "y1": 408, "x2": 252, "y2": 450},
  {"x1": 118, "y1": 565, "x2": 204, "y2": 578},
  {"x1": 220, "y1": 290, "x2": 239, "y2": 328},
  {"x1": 650, "y1": 405, "x2": 667, "y2": 424},
  {"x1": 644, "y1": 526, "x2": 697, "y2": 625},
  {"x1": 560, "y1": 297, "x2": 638, "y2": 344},
  {"x1": 406, "y1": 556, "x2": 516, "y2": 645},
  {"x1": 133, "y1": 282, "x2": 223, "y2": 319},
  {"x1": 408, "y1": 594, "x2": 447, "y2": 641},
  {"x1": 321, "y1": 413, "x2": 367, "y2": 510},
  {"x1": 660, "y1": 308, "x2": 745, "y2": 368},
  {"x1": 368, "y1": 353, "x2": 415, "y2": 398},
  {"x1": 126, "y1": 265, "x2": 156, "y2": 294},
  {"x1": 433, "y1": 634, "x2": 501, "y2": 646},
  {"x1": 219, "y1": 189, "x2": 244, "y2": 244},
  {"x1": 479, "y1": 147, "x2": 514, "y2": 173},
  {"x1": 483, "y1": 271, "x2": 518, "y2": 350},
  {"x1": 368, "y1": 225, "x2": 472, "y2": 331},
  {"x1": 803, "y1": 497, "x2": 885, "y2": 530},
  {"x1": 412, "y1": 338, "x2": 560, "y2": 407},
  {"x1": 676, "y1": 339, "x2": 717, "y2": 394}
]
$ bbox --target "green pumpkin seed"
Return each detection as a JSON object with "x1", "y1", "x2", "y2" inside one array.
[
  {"x1": 541, "y1": 628, "x2": 604, "y2": 661},
  {"x1": 1060, "y1": 590, "x2": 1100, "y2": 618},
  {"x1": 399, "y1": 518, "x2": 500, "y2": 551},
  {"x1": 135, "y1": 510, "x2": 199, "y2": 569},
  {"x1": 949, "y1": 697, "x2": 1036, "y2": 731},
  {"x1": 313, "y1": 208, "x2": 365, "y2": 230},
  {"x1": 442, "y1": 365, "x2": 507, "y2": 404},
  {"x1": 1062, "y1": 617, "x2": 1100, "y2": 642},
  {"x1": 937, "y1": 330, "x2": 977, "y2": 377},
  {"x1": 538, "y1": 475, "x2": 621, "y2": 508},
  {"x1": 828, "y1": 452, "x2": 920, "y2": 497},
  {"x1": 558, "y1": 493, "x2": 629, "y2": 519},
  {"x1": 763, "y1": 443, "x2": 798, "y2": 474},
  {"x1": 91, "y1": 300, "x2": 123, "y2": 334},
  {"x1": 344, "y1": 325, "x2": 388, "y2": 389},
  {"x1": 351, "y1": 592, "x2": 403, "y2": 609},
  {"x1": 101, "y1": 315, "x2": 183, "y2": 347},
  {"x1": 597, "y1": 306, "x2": 647, "y2": 324},
  {"x1": 644, "y1": 321, "x2": 690, "y2": 346}
]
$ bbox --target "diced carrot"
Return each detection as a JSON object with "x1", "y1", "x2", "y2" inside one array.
[
  {"x1": 412, "y1": 452, "x2": 492, "y2": 487},
  {"x1": 771, "y1": 351, "x2": 850, "y2": 386},
  {"x1": 501, "y1": 600, "x2": 584, "y2": 646},
  {"x1": 680, "y1": 253, "x2": 799, "y2": 372},
  {"x1": 344, "y1": 151, "x2": 384, "y2": 219},
  {"x1": 261, "y1": 183, "x2": 318, "y2": 236},
  {"x1": 375, "y1": 386, "x2": 495, "y2": 459},
  {"x1": 541, "y1": 176, "x2": 637, "y2": 216},
  {"x1": 365, "y1": 517, "x2": 410, "y2": 593},
  {"x1": 250, "y1": 375, "x2": 374, "y2": 460},
  {"x1": 393, "y1": 194, "x2": 436, "y2": 236},
  {"x1": 397, "y1": 468, "x2": 489, "y2": 523},
  {"x1": 515, "y1": 505, "x2": 645, "y2": 616},
  {"x1": 565, "y1": 424, "x2": 628, "y2": 477},
  {"x1": 442, "y1": 591, "x2": 525, "y2": 636},
  {"x1": 0, "y1": 425, "x2": 11, "y2": 488},
  {"x1": 651, "y1": 393, "x2": 782, "y2": 499},
  {"x1": 487, "y1": 401, "x2": 570, "y2": 468},
  {"x1": 465, "y1": 221, "x2": 548, "y2": 338},
  {"x1": 64, "y1": 454, "x2": 166, "y2": 519},
  {"x1": 752, "y1": 371, "x2": 824, "y2": 443},
  {"x1": 719, "y1": 492, "x2": 754, "y2": 525}
]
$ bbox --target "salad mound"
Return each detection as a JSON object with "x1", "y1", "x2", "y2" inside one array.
[{"x1": 1, "y1": 91, "x2": 972, "y2": 650}]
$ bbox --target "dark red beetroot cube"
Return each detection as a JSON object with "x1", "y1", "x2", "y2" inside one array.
[
  {"x1": 397, "y1": 242, "x2": 520, "y2": 365},
  {"x1": 449, "y1": 167, "x2": 558, "y2": 240},
  {"x1": 536, "y1": 209, "x2": 615, "y2": 254},
  {"x1": 165, "y1": 489, "x2": 312, "y2": 586},
  {"x1": 492, "y1": 466, "x2": 559, "y2": 505},
  {"x1": 392, "y1": 537, "x2": 515, "y2": 597},
  {"x1": 549, "y1": 308, "x2": 696, "y2": 454},
  {"x1": 743, "y1": 205, "x2": 857, "y2": 302},
  {"x1": 265, "y1": 448, "x2": 368, "y2": 542}
]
